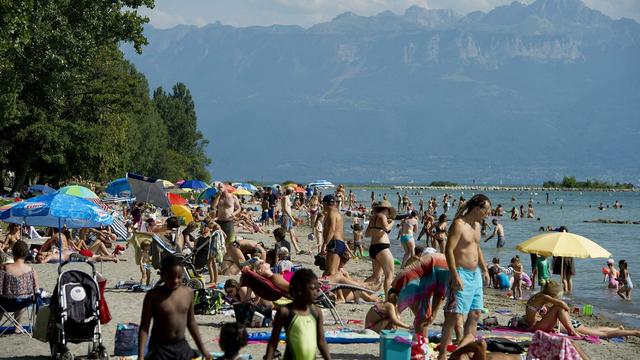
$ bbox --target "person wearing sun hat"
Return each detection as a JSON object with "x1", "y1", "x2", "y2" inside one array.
[{"x1": 364, "y1": 199, "x2": 397, "y2": 296}]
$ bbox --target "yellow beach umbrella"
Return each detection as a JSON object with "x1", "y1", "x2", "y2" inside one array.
[
  {"x1": 170, "y1": 204, "x2": 193, "y2": 224},
  {"x1": 516, "y1": 232, "x2": 610, "y2": 259},
  {"x1": 234, "y1": 189, "x2": 252, "y2": 196}
]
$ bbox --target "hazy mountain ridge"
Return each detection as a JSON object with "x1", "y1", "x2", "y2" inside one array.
[{"x1": 123, "y1": 0, "x2": 640, "y2": 183}]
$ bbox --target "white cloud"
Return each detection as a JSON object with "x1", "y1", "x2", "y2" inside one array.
[{"x1": 141, "y1": 0, "x2": 640, "y2": 29}]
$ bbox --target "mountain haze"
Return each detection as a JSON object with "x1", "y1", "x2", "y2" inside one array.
[{"x1": 123, "y1": 0, "x2": 640, "y2": 184}]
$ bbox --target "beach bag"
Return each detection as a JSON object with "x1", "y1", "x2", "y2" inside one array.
[
  {"x1": 486, "y1": 337, "x2": 526, "y2": 354},
  {"x1": 233, "y1": 303, "x2": 272, "y2": 327},
  {"x1": 97, "y1": 276, "x2": 112, "y2": 324},
  {"x1": 114, "y1": 323, "x2": 139, "y2": 356},
  {"x1": 508, "y1": 316, "x2": 529, "y2": 330},
  {"x1": 527, "y1": 330, "x2": 582, "y2": 360},
  {"x1": 33, "y1": 305, "x2": 51, "y2": 342}
]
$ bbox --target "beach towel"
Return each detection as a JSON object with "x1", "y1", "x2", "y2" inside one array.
[
  {"x1": 527, "y1": 330, "x2": 582, "y2": 360},
  {"x1": 392, "y1": 253, "x2": 449, "y2": 327}
]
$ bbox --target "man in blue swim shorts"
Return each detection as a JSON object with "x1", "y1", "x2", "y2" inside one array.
[{"x1": 438, "y1": 194, "x2": 492, "y2": 360}]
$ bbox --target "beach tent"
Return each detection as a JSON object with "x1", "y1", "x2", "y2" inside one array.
[
  {"x1": 179, "y1": 179, "x2": 209, "y2": 190},
  {"x1": 57, "y1": 185, "x2": 99, "y2": 199},
  {"x1": 171, "y1": 204, "x2": 193, "y2": 224},
  {"x1": 105, "y1": 178, "x2": 131, "y2": 196},
  {"x1": 28, "y1": 184, "x2": 56, "y2": 194},
  {"x1": 127, "y1": 173, "x2": 171, "y2": 209},
  {"x1": 308, "y1": 180, "x2": 335, "y2": 188}
]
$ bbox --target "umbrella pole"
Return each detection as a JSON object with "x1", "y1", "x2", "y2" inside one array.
[
  {"x1": 58, "y1": 218, "x2": 62, "y2": 263},
  {"x1": 561, "y1": 257, "x2": 565, "y2": 293}
]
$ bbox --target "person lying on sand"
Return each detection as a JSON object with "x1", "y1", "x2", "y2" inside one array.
[{"x1": 449, "y1": 339, "x2": 588, "y2": 360}]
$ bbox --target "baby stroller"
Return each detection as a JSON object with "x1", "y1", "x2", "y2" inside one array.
[
  {"x1": 151, "y1": 232, "x2": 222, "y2": 290},
  {"x1": 49, "y1": 260, "x2": 107, "y2": 360}
]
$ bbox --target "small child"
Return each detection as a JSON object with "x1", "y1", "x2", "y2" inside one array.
[
  {"x1": 265, "y1": 268, "x2": 330, "y2": 360},
  {"x1": 313, "y1": 213, "x2": 324, "y2": 254},
  {"x1": 276, "y1": 247, "x2": 293, "y2": 273},
  {"x1": 138, "y1": 255, "x2": 211, "y2": 360},
  {"x1": 139, "y1": 240, "x2": 152, "y2": 286},
  {"x1": 488, "y1": 257, "x2": 502, "y2": 289},
  {"x1": 510, "y1": 256, "x2": 523, "y2": 300},
  {"x1": 617, "y1": 259, "x2": 633, "y2": 300},
  {"x1": 364, "y1": 288, "x2": 411, "y2": 334},
  {"x1": 218, "y1": 322, "x2": 248, "y2": 360},
  {"x1": 352, "y1": 223, "x2": 364, "y2": 257}
]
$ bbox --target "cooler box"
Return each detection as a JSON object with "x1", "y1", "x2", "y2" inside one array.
[{"x1": 380, "y1": 329, "x2": 412, "y2": 360}]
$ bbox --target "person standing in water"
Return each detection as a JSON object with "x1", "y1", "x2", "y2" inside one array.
[
  {"x1": 484, "y1": 219, "x2": 505, "y2": 248},
  {"x1": 438, "y1": 194, "x2": 491, "y2": 360}
]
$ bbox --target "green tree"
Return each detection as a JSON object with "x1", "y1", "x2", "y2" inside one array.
[
  {"x1": 0, "y1": 0, "x2": 154, "y2": 192},
  {"x1": 561, "y1": 176, "x2": 577, "y2": 188}
]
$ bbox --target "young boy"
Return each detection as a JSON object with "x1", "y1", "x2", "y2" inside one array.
[
  {"x1": 264, "y1": 268, "x2": 331, "y2": 360},
  {"x1": 138, "y1": 255, "x2": 211, "y2": 360},
  {"x1": 218, "y1": 322, "x2": 248, "y2": 360}
]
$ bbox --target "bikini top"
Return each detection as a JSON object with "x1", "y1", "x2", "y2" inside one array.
[{"x1": 370, "y1": 217, "x2": 391, "y2": 234}]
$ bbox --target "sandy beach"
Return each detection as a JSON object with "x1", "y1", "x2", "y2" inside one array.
[{"x1": 1, "y1": 221, "x2": 638, "y2": 359}]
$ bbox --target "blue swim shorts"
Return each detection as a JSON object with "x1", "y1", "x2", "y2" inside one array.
[
  {"x1": 444, "y1": 266, "x2": 484, "y2": 314},
  {"x1": 400, "y1": 234, "x2": 414, "y2": 245}
]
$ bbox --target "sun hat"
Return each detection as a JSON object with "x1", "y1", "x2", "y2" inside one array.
[
  {"x1": 607, "y1": 258, "x2": 615, "y2": 265},
  {"x1": 372, "y1": 200, "x2": 397, "y2": 219}
]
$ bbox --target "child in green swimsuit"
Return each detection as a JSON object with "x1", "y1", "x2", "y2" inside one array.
[{"x1": 264, "y1": 268, "x2": 331, "y2": 360}]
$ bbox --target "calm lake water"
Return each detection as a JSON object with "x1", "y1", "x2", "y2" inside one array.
[{"x1": 340, "y1": 188, "x2": 640, "y2": 328}]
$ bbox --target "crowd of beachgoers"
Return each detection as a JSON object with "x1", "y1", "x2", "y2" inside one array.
[{"x1": 0, "y1": 181, "x2": 638, "y2": 360}]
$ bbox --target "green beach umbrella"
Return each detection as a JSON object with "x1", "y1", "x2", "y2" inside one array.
[{"x1": 57, "y1": 185, "x2": 99, "y2": 199}]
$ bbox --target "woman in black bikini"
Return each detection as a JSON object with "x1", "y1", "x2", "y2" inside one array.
[
  {"x1": 434, "y1": 214, "x2": 448, "y2": 253},
  {"x1": 365, "y1": 200, "x2": 396, "y2": 296}
]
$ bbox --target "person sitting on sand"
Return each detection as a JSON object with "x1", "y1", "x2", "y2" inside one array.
[
  {"x1": 449, "y1": 339, "x2": 588, "y2": 360},
  {"x1": 265, "y1": 269, "x2": 330, "y2": 360},
  {"x1": 37, "y1": 228, "x2": 118, "y2": 263},
  {"x1": 364, "y1": 288, "x2": 411, "y2": 333},
  {"x1": 1, "y1": 224, "x2": 21, "y2": 253},
  {"x1": 138, "y1": 255, "x2": 211, "y2": 360},
  {"x1": 524, "y1": 280, "x2": 577, "y2": 336},
  {"x1": 223, "y1": 279, "x2": 251, "y2": 304}
]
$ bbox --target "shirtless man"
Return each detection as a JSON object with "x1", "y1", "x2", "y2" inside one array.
[
  {"x1": 484, "y1": 219, "x2": 505, "y2": 248},
  {"x1": 280, "y1": 188, "x2": 303, "y2": 254},
  {"x1": 438, "y1": 194, "x2": 491, "y2": 360},
  {"x1": 321, "y1": 194, "x2": 346, "y2": 277},
  {"x1": 138, "y1": 255, "x2": 210, "y2": 360},
  {"x1": 212, "y1": 182, "x2": 241, "y2": 246}
]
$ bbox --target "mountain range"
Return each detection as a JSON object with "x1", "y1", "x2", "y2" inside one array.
[{"x1": 123, "y1": 0, "x2": 640, "y2": 184}]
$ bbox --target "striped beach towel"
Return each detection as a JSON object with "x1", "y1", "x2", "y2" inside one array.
[{"x1": 393, "y1": 253, "x2": 450, "y2": 327}]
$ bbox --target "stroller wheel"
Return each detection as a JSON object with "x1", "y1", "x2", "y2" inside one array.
[
  {"x1": 186, "y1": 278, "x2": 205, "y2": 290},
  {"x1": 61, "y1": 351, "x2": 74, "y2": 360},
  {"x1": 98, "y1": 347, "x2": 109, "y2": 360}
]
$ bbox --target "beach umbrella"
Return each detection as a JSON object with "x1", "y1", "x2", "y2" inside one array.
[
  {"x1": 294, "y1": 186, "x2": 305, "y2": 194},
  {"x1": 159, "y1": 179, "x2": 175, "y2": 189},
  {"x1": 179, "y1": 179, "x2": 209, "y2": 190},
  {"x1": 0, "y1": 193, "x2": 113, "y2": 228},
  {"x1": 516, "y1": 232, "x2": 611, "y2": 259},
  {"x1": 57, "y1": 185, "x2": 99, "y2": 199},
  {"x1": 105, "y1": 178, "x2": 131, "y2": 196},
  {"x1": 127, "y1": 173, "x2": 171, "y2": 209},
  {"x1": 0, "y1": 202, "x2": 20, "y2": 211},
  {"x1": 516, "y1": 231, "x2": 611, "y2": 281},
  {"x1": 237, "y1": 183, "x2": 258, "y2": 191},
  {"x1": 197, "y1": 188, "x2": 218, "y2": 203},
  {"x1": 28, "y1": 184, "x2": 56, "y2": 194},
  {"x1": 168, "y1": 193, "x2": 188, "y2": 206},
  {"x1": 234, "y1": 189, "x2": 252, "y2": 196},
  {"x1": 171, "y1": 204, "x2": 193, "y2": 224}
]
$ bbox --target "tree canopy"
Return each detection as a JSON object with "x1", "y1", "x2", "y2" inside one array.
[{"x1": 0, "y1": 0, "x2": 211, "y2": 192}]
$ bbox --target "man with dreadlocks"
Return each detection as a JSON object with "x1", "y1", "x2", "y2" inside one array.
[{"x1": 437, "y1": 194, "x2": 492, "y2": 360}]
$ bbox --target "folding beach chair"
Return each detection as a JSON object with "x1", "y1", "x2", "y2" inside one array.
[
  {"x1": 0, "y1": 294, "x2": 37, "y2": 337},
  {"x1": 240, "y1": 269, "x2": 378, "y2": 327}
]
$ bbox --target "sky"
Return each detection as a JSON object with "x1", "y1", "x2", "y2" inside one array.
[{"x1": 139, "y1": 0, "x2": 640, "y2": 29}]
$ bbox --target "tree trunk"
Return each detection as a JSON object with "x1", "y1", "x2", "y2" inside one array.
[{"x1": 10, "y1": 160, "x2": 30, "y2": 195}]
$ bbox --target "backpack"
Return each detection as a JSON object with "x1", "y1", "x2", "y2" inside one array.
[{"x1": 193, "y1": 288, "x2": 223, "y2": 315}]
